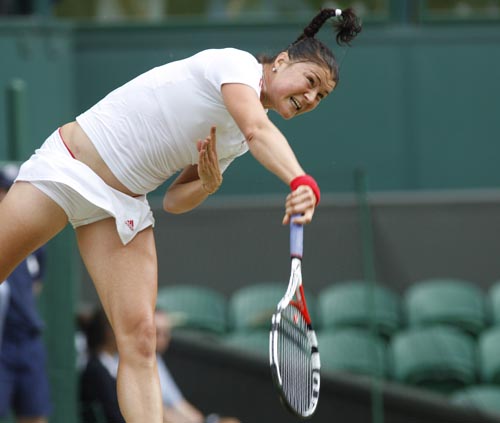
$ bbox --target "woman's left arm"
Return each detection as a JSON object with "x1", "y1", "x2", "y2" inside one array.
[{"x1": 163, "y1": 127, "x2": 222, "y2": 214}]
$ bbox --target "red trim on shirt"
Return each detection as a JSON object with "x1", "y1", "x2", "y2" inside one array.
[{"x1": 58, "y1": 127, "x2": 76, "y2": 159}]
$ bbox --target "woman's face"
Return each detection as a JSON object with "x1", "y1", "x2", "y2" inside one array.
[{"x1": 266, "y1": 56, "x2": 335, "y2": 120}]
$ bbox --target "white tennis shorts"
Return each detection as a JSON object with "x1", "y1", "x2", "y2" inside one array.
[{"x1": 16, "y1": 128, "x2": 155, "y2": 245}]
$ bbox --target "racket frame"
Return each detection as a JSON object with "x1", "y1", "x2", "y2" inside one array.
[{"x1": 269, "y1": 217, "x2": 320, "y2": 419}]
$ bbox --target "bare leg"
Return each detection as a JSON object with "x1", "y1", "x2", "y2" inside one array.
[
  {"x1": 76, "y1": 219, "x2": 163, "y2": 423},
  {"x1": 0, "y1": 182, "x2": 68, "y2": 281}
]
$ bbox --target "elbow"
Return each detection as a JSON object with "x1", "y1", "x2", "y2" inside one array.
[
  {"x1": 162, "y1": 196, "x2": 185, "y2": 215},
  {"x1": 242, "y1": 118, "x2": 271, "y2": 145},
  {"x1": 163, "y1": 205, "x2": 185, "y2": 215}
]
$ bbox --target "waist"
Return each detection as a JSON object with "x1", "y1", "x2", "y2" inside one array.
[{"x1": 59, "y1": 122, "x2": 140, "y2": 197}]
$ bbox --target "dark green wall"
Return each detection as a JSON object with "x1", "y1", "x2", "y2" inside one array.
[
  {"x1": 0, "y1": 20, "x2": 75, "y2": 160},
  {"x1": 72, "y1": 22, "x2": 500, "y2": 195},
  {"x1": 1, "y1": 20, "x2": 499, "y2": 194}
]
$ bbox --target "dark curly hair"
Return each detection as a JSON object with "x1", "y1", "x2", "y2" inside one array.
[{"x1": 259, "y1": 8, "x2": 362, "y2": 85}]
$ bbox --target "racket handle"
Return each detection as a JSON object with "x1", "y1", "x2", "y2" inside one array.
[{"x1": 290, "y1": 214, "x2": 303, "y2": 259}]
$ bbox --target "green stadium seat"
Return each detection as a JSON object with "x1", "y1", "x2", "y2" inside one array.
[
  {"x1": 228, "y1": 282, "x2": 316, "y2": 332},
  {"x1": 405, "y1": 278, "x2": 487, "y2": 336},
  {"x1": 317, "y1": 281, "x2": 402, "y2": 338},
  {"x1": 389, "y1": 326, "x2": 476, "y2": 394},
  {"x1": 478, "y1": 327, "x2": 500, "y2": 384},
  {"x1": 319, "y1": 328, "x2": 388, "y2": 378},
  {"x1": 488, "y1": 281, "x2": 500, "y2": 324},
  {"x1": 451, "y1": 385, "x2": 500, "y2": 417},
  {"x1": 156, "y1": 284, "x2": 228, "y2": 334},
  {"x1": 222, "y1": 330, "x2": 269, "y2": 358}
]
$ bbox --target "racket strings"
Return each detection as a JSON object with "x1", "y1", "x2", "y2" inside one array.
[{"x1": 277, "y1": 305, "x2": 314, "y2": 414}]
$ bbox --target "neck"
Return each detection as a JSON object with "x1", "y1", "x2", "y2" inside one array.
[{"x1": 260, "y1": 63, "x2": 273, "y2": 109}]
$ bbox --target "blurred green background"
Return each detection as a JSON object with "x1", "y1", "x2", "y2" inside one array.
[{"x1": 1, "y1": 1, "x2": 499, "y2": 422}]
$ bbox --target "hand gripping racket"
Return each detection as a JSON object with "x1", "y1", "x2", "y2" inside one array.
[{"x1": 270, "y1": 215, "x2": 320, "y2": 419}]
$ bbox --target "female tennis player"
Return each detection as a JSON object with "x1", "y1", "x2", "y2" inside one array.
[{"x1": 0, "y1": 8, "x2": 361, "y2": 422}]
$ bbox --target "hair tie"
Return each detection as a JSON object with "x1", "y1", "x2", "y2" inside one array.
[{"x1": 335, "y1": 8, "x2": 342, "y2": 17}]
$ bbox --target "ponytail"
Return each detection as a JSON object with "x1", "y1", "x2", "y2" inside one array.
[
  {"x1": 293, "y1": 7, "x2": 362, "y2": 47},
  {"x1": 257, "y1": 8, "x2": 362, "y2": 84},
  {"x1": 333, "y1": 8, "x2": 363, "y2": 45}
]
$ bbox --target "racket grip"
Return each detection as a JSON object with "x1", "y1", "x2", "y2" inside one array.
[{"x1": 290, "y1": 214, "x2": 303, "y2": 258}]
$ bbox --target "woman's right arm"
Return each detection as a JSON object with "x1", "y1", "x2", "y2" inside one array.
[
  {"x1": 222, "y1": 83, "x2": 304, "y2": 185},
  {"x1": 221, "y1": 83, "x2": 317, "y2": 224}
]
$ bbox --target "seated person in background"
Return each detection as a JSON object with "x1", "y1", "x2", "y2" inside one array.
[
  {"x1": 80, "y1": 305, "x2": 241, "y2": 423},
  {"x1": 155, "y1": 309, "x2": 241, "y2": 423},
  {"x1": 79, "y1": 307, "x2": 124, "y2": 423}
]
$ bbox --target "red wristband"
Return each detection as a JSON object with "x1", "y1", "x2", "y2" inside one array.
[{"x1": 290, "y1": 174, "x2": 321, "y2": 205}]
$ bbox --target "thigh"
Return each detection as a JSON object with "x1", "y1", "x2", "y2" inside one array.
[
  {"x1": 0, "y1": 182, "x2": 68, "y2": 280},
  {"x1": 76, "y1": 218, "x2": 158, "y2": 333}
]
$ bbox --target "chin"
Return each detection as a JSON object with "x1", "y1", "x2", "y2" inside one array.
[{"x1": 279, "y1": 110, "x2": 295, "y2": 120}]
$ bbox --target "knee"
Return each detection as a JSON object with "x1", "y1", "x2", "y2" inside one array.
[{"x1": 116, "y1": 316, "x2": 157, "y2": 363}]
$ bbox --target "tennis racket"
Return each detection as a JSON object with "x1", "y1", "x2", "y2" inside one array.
[{"x1": 270, "y1": 214, "x2": 320, "y2": 419}]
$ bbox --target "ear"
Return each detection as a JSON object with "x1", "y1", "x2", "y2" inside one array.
[{"x1": 273, "y1": 51, "x2": 290, "y2": 70}]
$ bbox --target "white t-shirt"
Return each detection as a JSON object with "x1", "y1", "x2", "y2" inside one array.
[{"x1": 76, "y1": 48, "x2": 263, "y2": 195}]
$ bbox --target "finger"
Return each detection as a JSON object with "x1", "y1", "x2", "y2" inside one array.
[
  {"x1": 292, "y1": 209, "x2": 313, "y2": 225},
  {"x1": 282, "y1": 213, "x2": 290, "y2": 225},
  {"x1": 207, "y1": 127, "x2": 217, "y2": 154},
  {"x1": 199, "y1": 143, "x2": 208, "y2": 169},
  {"x1": 203, "y1": 140, "x2": 212, "y2": 161},
  {"x1": 286, "y1": 193, "x2": 315, "y2": 213},
  {"x1": 291, "y1": 185, "x2": 315, "y2": 201},
  {"x1": 286, "y1": 196, "x2": 315, "y2": 214},
  {"x1": 210, "y1": 126, "x2": 217, "y2": 144},
  {"x1": 199, "y1": 145, "x2": 205, "y2": 163}
]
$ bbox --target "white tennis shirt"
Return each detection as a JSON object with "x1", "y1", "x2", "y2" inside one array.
[{"x1": 76, "y1": 48, "x2": 263, "y2": 195}]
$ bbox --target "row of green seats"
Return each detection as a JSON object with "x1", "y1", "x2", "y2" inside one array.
[{"x1": 156, "y1": 278, "x2": 500, "y2": 339}]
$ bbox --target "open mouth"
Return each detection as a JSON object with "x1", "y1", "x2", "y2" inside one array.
[{"x1": 291, "y1": 97, "x2": 301, "y2": 111}]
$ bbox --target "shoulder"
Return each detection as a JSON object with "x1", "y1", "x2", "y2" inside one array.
[
  {"x1": 201, "y1": 48, "x2": 262, "y2": 91},
  {"x1": 197, "y1": 48, "x2": 260, "y2": 72},
  {"x1": 197, "y1": 48, "x2": 257, "y2": 62},
  {"x1": 217, "y1": 48, "x2": 257, "y2": 62}
]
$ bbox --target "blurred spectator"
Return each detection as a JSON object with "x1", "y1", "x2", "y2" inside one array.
[
  {"x1": 74, "y1": 304, "x2": 95, "y2": 372},
  {"x1": 155, "y1": 309, "x2": 241, "y2": 423},
  {"x1": 80, "y1": 306, "x2": 242, "y2": 423},
  {"x1": 79, "y1": 307, "x2": 124, "y2": 423},
  {"x1": 0, "y1": 283, "x2": 7, "y2": 350},
  {"x1": 0, "y1": 164, "x2": 51, "y2": 423},
  {"x1": 0, "y1": 166, "x2": 15, "y2": 350}
]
